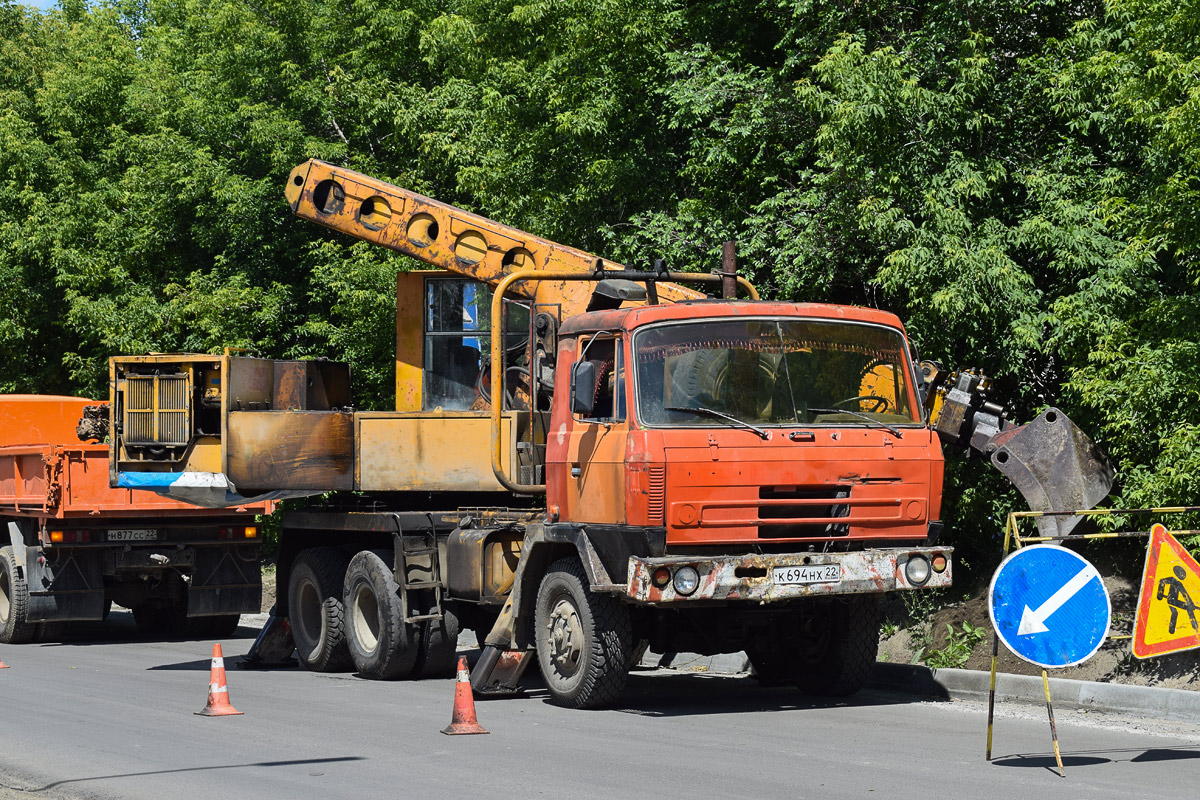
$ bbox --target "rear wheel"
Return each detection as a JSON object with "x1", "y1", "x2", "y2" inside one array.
[
  {"x1": 132, "y1": 572, "x2": 188, "y2": 637},
  {"x1": 413, "y1": 600, "x2": 461, "y2": 679},
  {"x1": 0, "y1": 546, "x2": 36, "y2": 644},
  {"x1": 534, "y1": 557, "x2": 631, "y2": 709},
  {"x1": 132, "y1": 599, "x2": 186, "y2": 637},
  {"x1": 343, "y1": 550, "x2": 420, "y2": 680},
  {"x1": 207, "y1": 614, "x2": 242, "y2": 639},
  {"x1": 288, "y1": 548, "x2": 353, "y2": 672}
]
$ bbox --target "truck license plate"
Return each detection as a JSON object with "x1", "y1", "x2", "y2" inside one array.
[
  {"x1": 108, "y1": 529, "x2": 157, "y2": 542},
  {"x1": 772, "y1": 564, "x2": 842, "y2": 585}
]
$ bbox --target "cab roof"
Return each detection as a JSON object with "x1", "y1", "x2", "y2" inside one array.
[{"x1": 557, "y1": 300, "x2": 908, "y2": 338}]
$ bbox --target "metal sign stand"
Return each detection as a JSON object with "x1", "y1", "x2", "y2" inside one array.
[{"x1": 984, "y1": 505, "x2": 1200, "y2": 777}]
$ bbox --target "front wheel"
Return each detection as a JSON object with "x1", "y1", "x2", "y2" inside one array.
[
  {"x1": 534, "y1": 557, "x2": 631, "y2": 709},
  {"x1": 796, "y1": 596, "x2": 881, "y2": 697}
]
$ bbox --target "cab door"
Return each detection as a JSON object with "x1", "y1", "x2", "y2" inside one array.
[{"x1": 563, "y1": 334, "x2": 628, "y2": 525}]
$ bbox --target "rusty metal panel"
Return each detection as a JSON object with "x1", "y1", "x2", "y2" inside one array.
[
  {"x1": 272, "y1": 361, "x2": 351, "y2": 411},
  {"x1": 0, "y1": 448, "x2": 50, "y2": 512},
  {"x1": 226, "y1": 411, "x2": 354, "y2": 492},
  {"x1": 355, "y1": 412, "x2": 514, "y2": 492},
  {"x1": 226, "y1": 358, "x2": 273, "y2": 410}
]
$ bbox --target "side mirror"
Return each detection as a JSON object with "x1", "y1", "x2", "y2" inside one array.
[{"x1": 570, "y1": 361, "x2": 596, "y2": 416}]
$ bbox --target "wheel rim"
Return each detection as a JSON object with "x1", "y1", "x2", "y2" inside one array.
[
  {"x1": 545, "y1": 595, "x2": 585, "y2": 679},
  {"x1": 352, "y1": 583, "x2": 380, "y2": 653},
  {"x1": 294, "y1": 577, "x2": 324, "y2": 646}
]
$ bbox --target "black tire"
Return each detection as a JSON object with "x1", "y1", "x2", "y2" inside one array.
[
  {"x1": 288, "y1": 547, "x2": 354, "y2": 672},
  {"x1": 746, "y1": 644, "x2": 796, "y2": 686},
  {"x1": 207, "y1": 614, "x2": 242, "y2": 639},
  {"x1": 343, "y1": 549, "x2": 420, "y2": 680},
  {"x1": 0, "y1": 545, "x2": 35, "y2": 644},
  {"x1": 413, "y1": 600, "x2": 461, "y2": 679},
  {"x1": 132, "y1": 600, "x2": 186, "y2": 637},
  {"x1": 796, "y1": 596, "x2": 881, "y2": 698},
  {"x1": 132, "y1": 571, "x2": 188, "y2": 637},
  {"x1": 534, "y1": 557, "x2": 632, "y2": 709}
]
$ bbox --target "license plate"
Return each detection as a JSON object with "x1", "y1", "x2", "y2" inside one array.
[
  {"x1": 108, "y1": 529, "x2": 157, "y2": 542},
  {"x1": 772, "y1": 564, "x2": 842, "y2": 585}
]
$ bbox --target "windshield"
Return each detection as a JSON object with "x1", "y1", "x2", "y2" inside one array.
[{"x1": 634, "y1": 318, "x2": 919, "y2": 428}]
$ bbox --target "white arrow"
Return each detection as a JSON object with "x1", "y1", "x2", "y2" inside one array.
[{"x1": 1017, "y1": 563, "x2": 1101, "y2": 636}]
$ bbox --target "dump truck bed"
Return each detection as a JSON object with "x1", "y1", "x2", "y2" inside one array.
[{"x1": 0, "y1": 395, "x2": 270, "y2": 519}]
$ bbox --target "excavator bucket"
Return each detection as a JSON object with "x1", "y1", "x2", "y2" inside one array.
[{"x1": 987, "y1": 408, "x2": 1115, "y2": 538}]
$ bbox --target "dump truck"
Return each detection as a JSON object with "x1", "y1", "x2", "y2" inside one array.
[
  {"x1": 0, "y1": 395, "x2": 270, "y2": 643},
  {"x1": 106, "y1": 160, "x2": 1113, "y2": 707}
]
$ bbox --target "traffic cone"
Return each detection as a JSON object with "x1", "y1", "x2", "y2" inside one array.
[
  {"x1": 0, "y1": 656, "x2": 8, "y2": 669},
  {"x1": 441, "y1": 656, "x2": 488, "y2": 735},
  {"x1": 195, "y1": 643, "x2": 243, "y2": 717}
]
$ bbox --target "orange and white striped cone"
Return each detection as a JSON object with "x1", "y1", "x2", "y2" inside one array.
[
  {"x1": 0, "y1": 655, "x2": 8, "y2": 669},
  {"x1": 195, "y1": 643, "x2": 243, "y2": 716},
  {"x1": 441, "y1": 656, "x2": 488, "y2": 735}
]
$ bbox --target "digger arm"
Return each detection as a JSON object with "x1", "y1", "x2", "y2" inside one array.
[
  {"x1": 284, "y1": 159, "x2": 707, "y2": 315},
  {"x1": 921, "y1": 366, "x2": 1115, "y2": 538}
]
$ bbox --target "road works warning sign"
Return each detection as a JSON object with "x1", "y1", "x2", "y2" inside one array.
[{"x1": 1132, "y1": 524, "x2": 1200, "y2": 659}]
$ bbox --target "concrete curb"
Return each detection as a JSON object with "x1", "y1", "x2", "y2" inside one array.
[{"x1": 872, "y1": 662, "x2": 1200, "y2": 723}]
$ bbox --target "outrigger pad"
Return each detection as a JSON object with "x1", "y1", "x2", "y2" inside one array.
[
  {"x1": 238, "y1": 606, "x2": 298, "y2": 669},
  {"x1": 987, "y1": 408, "x2": 1115, "y2": 539}
]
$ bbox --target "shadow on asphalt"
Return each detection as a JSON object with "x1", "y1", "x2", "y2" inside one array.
[
  {"x1": 29, "y1": 610, "x2": 258, "y2": 649},
  {"x1": 14, "y1": 757, "x2": 367, "y2": 793},
  {"x1": 606, "y1": 671, "x2": 931, "y2": 717},
  {"x1": 991, "y1": 745, "x2": 1200, "y2": 773}
]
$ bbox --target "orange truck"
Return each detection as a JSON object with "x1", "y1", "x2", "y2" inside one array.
[
  {"x1": 105, "y1": 161, "x2": 1113, "y2": 707},
  {"x1": 0, "y1": 395, "x2": 269, "y2": 643}
]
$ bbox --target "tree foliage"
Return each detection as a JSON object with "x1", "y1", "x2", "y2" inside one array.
[{"x1": 2, "y1": 0, "x2": 1197, "y2": 562}]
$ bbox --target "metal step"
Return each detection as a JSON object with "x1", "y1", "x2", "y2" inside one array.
[{"x1": 403, "y1": 580, "x2": 440, "y2": 590}]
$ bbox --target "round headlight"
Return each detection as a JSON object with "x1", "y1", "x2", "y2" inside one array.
[
  {"x1": 905, "y1": 555, "x2": 931, "y2": 586},
  {"x1": 673, "y1": 566, "x2": 700, "y2": 596}
]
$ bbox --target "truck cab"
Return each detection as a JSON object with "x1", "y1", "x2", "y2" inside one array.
[{"x1": 549, "y1": 301, "x2": 944, "y2": 547}]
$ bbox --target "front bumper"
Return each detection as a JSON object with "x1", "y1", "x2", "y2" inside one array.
[{"x1": 625, "y1": 547, "x2": 952, "y2": 604}]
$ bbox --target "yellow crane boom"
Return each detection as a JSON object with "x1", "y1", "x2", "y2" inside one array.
[{"x1": 284, "y1": 159, "x2": 707, "y2": 314}]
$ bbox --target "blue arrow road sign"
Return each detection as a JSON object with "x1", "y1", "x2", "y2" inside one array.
[{"x1": 989, "y1": 544, "x2": 1111, "y2": 668}]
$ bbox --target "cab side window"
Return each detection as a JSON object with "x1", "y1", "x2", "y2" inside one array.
[{"x1": 577, "y1": 337, "x2": 624, "y2": 423}]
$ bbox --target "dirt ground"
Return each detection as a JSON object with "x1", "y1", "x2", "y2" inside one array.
[
  {"x1": 261, "y1": 566, "x2": 277, "y2": 613},
  {"x1": 878, "y1": 575, "x2": 1200, "y2": 691}
]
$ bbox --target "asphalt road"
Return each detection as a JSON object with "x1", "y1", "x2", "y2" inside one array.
[{"x1": 1, "y1": 612, "x2": 1198, "y2": 800}]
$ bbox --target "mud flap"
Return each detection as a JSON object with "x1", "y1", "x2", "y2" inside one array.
[
  {"x1": 25, "y1": 547, "x2": 106, "y2": 622},
  {"x1": 987, "y1": 408, "x2": 1114, "y2": 538}
]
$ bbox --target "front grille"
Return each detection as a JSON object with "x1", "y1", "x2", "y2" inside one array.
[
  {"x1": 758, "y1": 485, "x2": 850, "y2": 538},
  {"x1": 123, "y1": 374, "x2": 191, "y2": 445}
]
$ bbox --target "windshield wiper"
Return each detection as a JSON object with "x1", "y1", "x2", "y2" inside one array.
[
  {"x1": 807, "y1": 407, "x2": 904, "y2": 439},
  {"x1": 664, "y1": 406, "x2": 771, "y2": 440}
]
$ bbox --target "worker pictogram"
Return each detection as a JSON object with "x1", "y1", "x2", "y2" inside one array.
[{"x1": 1132, "y1": 524, "x2": 1200, "y2": 658}]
